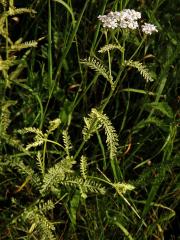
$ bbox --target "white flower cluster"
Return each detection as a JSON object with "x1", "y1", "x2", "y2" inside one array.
[
  {"x1": 98, "y1": 9, "x2": 158, "y2": 35},
  {"x1": 98, "y1": 9, "x2": 141, "y2": 30},
  {"x1": 141, "y1": 23, "x2": 158, "y2": 35}
]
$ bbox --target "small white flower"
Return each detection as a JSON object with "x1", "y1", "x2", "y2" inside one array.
[{"x1": 141, "y1": 23, "x2": 158, "y2": 35}]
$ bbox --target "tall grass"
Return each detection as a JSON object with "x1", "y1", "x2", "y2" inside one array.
[{"x1": 0, "y1": 0, "x2": 179, "y2": 239}]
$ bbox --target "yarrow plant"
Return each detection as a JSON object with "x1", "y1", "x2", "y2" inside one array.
[
  {"x1": 80, "y1": 8, "x2": 160, "y2": 192},
  {"x1": 98, "y1": 9, "x2": 158, "y2": 35},
  {"x1": 1, "y1": 1, "x2": 178, "y2": 239}
]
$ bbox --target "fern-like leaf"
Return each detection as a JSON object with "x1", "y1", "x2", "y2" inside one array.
[
  {"x1": 92, "y1": 108, "x2": 119, "y2": 159},
  {"x1": 21, "y1": 204, "x2": 56, "y2": 240},
  {"x1": 0, "y1": 56, "x2": 17, "y2": 71},
  {"x1": 80, "y1": 57, "x2": 114, "y2": 90},
  {"x1": 10, "y1": 40, "x2": 38, "y2": 51},
  {"x1": 39, "y1": 200, "x2": 55, "y2": 214},
  {"x1": 62, "y1": 176, "x2": 106, "y2": 198},
  {"x1": 0, "y1": 0, "x2": 8, "y2": 8},
  {"x1": 125, "y1": 60, "x2": 154, "y2": 82},
  {"x1": 26, "y1": 137, "x2": 44, "y2": 150},
  {"x1": 17, "y1": 127, "x2": 44, "y2": 150},
  {"x1": 8, "y1": 7, "x2": 36, "y2": 16},
  {"x1": 37, "y1": 214, "x2": 56, "y2": 239},
  {"x1": 0, "y1": 101, "x2": 23, "y2": 149},
  {"x1": 17, "y1": 119, "x2": 61, "y2": 150},
  {"x1": 62, "y1": 130, "x2": 72, "y2": 156},
  {"x1": 36, "y1": 151, "x2": 44, "y2": 175},
  {"x1": 47, "y1": 118, "x2": 61, "y2": 134},
  {"x1": 40, "y1": 156, "x2": 76, "y2": 195},
  {"x1": 1, "y1": 100, "x2": 16, "y2": 133},
  {"x1": 82, "y1": 113, "x2": 102, "y2": 141},
  {"x1": 113, "y1": 182, "x2": 135, "y2": 195},
  {"x1": 98, "y1": 44, "x2": 124, "y2": 53},
  {"x1": 17, "y1": 127, "x2": 43, "y2": 136},
  {"x1": 82, "y1": 108, "x2": 119, "y2": 159},
  {"x1": 80, "y1": 155, "x2": 88, "y2": 179}
]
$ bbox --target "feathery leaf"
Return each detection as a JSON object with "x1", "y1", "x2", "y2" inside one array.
[
  {"x1": 125, "y1": 60, "x2": 154, "y2": 82},
  {"x1": 62, "y1": 176, "x2": 106, "y2": 198},
  {"x1": 98, "y1": 43, "x2": 124, "y2": 53},
  {"x1": 80, "y1": 57, "x2": 114, "y2": 89},
  {"x1": 9, "y1": 40, "x2": 38, "y2": 51},
  {"x1": 80, "y1": 155, "x2": 88, "y2": 179},
  {"x1": 62, "y1": 129, "x2": 72, "y2": 156},
  {"x1": 40, "y1": 156, "x2": 76, "y2": 195},
  {"x1": 92, "y1": 108, "x2": 119, "y2": 159},
  {"x1": 47, "y1": 118, "x2": 61, "y2": 134}
]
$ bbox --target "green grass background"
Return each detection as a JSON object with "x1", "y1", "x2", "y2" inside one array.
[{"x1": 0, "y1": 0, "x2": 180, "y2": 239}]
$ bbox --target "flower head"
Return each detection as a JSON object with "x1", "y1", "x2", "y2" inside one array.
[
  {"x1": 98, "y1": 12, "x2": 118, "y2": 29},
  {"x1": 120, "y1": 9, "x2": 141, "y2": 22},
  {"x1": 141, "y1": 23, "x2": 158, "y2": 35},
  {"x1": 98, "y1": 9, "x2": 141, "y2": 30}
]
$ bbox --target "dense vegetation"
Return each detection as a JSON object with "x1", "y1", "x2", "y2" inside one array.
[{"x1": 0, "y1": 0, "x2": 179, "y2": 239}]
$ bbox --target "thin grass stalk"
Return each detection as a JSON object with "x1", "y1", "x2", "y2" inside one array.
[
  {"x1": 4, "y1": 15, "x2": 9, "y2": 92},
  {"x1": 113, "y1": 221, "x2": 134, "y2": 240},
  {"x1": 48, "y1": 0, "x2": 53, "y2": 92},
  {"x1": 96, "y1": 131, "x2": 106, "y2": 170},
  {"x1": 90, "y1": 0, "x2": 109, "y2": 55},
  {"x1": 129, "y1": 36, "x2": 146, "y2": 60},
  {"x1": 120, "y1": 90, "x2": 130, "y2": 131},
  {"x1": 55, "y1": 0, "x2": 90, "y2": 81}
]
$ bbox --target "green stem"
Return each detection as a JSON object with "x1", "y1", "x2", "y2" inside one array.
[
  {"x1": 42, "y1": 140, "x2": 47, "y2": 176},
  {"x1": 48, "y1": 0, "x2": 53, "y2": 92},
  {"x1": 121, "y1": 30, "x2": 126, "y2": 64},
  {"x1": 129, "y1": 36, "x2": 146, "y2": 60},
  {"x1": 105, "y1": 31, "x2": 112, "y2": 79},
  {"x1": 42, "y1": 138, "x2": 65, "y2": 175}
]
